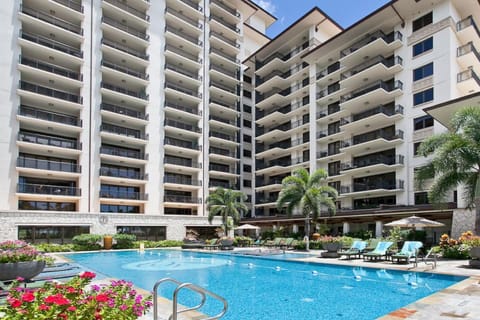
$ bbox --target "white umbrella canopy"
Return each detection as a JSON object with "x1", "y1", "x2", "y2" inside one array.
[
  {"x1": 385, "y1": 215, "x2": 445, "y2": 229},
  {"x1": 235, "y1": 224, "x2": 260, "y2": 230}
]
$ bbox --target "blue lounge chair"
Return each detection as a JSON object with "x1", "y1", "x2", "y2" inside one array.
[
  {"x1": 391, "y1": 241, "x2": 423, "y2": 264},
  {"x1": 338, "y1": 240, "x2": 367, "y2": 259},
  {"x1": 363, "y1": 241, "x2": 393, "y2": 261}
]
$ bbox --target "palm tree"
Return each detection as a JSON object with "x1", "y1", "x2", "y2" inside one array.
[
  {"x1": 416, "y1": 107, "x2": 480, "y2": 234},
  {"x1": 276, "y1": 168, "x2": 338, "y2": 250},
  {"x1": 206, "y1": 187, "x2": 248, "y2": 237}
]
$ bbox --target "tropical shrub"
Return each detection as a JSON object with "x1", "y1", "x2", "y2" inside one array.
[
  {"x1": 133, "y1": 240, "x2": 182, "y2": 248},
  {"x1": 438, "y1": 232, "x2": 472, "y2": 259},
  {"x1": 72, "y1": 234, "x2": 102, "y2": 251},
  {"x1": 345, "y1": 230, "x2": 373, "y2": 240},
  {"x1": 0, "y1": 272, "x2": 152, "y2": 319},
  {"x1": 35, "y1": 243, "x2": 74, "y2": 253},
  {"x1": 113, "y1": 234, "x2": 136, "y2": 249},
  {"x1": 0, "y1": 240, "x2": 52, "y2": 264}
]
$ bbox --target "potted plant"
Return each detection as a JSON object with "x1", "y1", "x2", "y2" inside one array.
[
  {"x1": 0, "y1": 240, "x2": 51, "y2": 281},
  {"x1": 319, "y1": 236, "x2": 343, "y2": 258},
  {"x1": 459, "y1": 231, "x2": 480, "y2": 267}
]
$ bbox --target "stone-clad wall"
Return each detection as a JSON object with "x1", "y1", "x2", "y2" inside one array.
[
  {"x1": 0, "y1": 211, "x2": 221, "y2": 241},
  {"x1": 451, "y1": 209, "x2": 475, "y2": 239}
]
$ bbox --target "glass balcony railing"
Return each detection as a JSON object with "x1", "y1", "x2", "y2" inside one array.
[
  {"x1": 100, "y1": 167, "x2": 143, "y2": 180},
  {"x1": 19, "y1": 81, "x2": 82, "y2": 103},
  {"x1": 256, "y1": 40, "x2": 310, "y2": 69},
  {"x1": 209, "y1": 147, "x2": 236, "y2": 157},
  {"x1": 209, "y1": 47, "x2": 239, "y2": 63},
  {"x1": 103, "y1": 0, "x2": 150, "y2": 22},
  {"x1": 100, "y1": 145, "x2": 145, "y2": 160},
  {"x1": 209, "y1": 98, "x2": 238, "y2": 111},
  {"x1": 164, "y1": 195, "x2": 200, "y2": 203},
  {"x1": 18, "y1": 183, "x2": 80, "y2": 196},
  {"x1": 210, "y1": 14, "x2": 239, "y2": 33},
  {"x1": 340, "y1": 55, "x2": 403, "y2": 80},
  {"x1": 101, "y1": 38, "x2": 149, "y2": 60},
  {"x1": 100, "y1": 102, "x2": 147, "y2": 120},
  {"x1": 165, "y1": 119, "x2": 201, "y2": 133},
  {"x1": 19, "y1": 131, "x2": 79, "y2": 149},
  {"x1": 209, "y1": 164, "x2": 237, "y2": 174},
  {"x1": 51, "y1": 0, "x2": 83, "y2": 13},
  {"x1": 18, "y1": 105, "x2": 81, "y2": 126},
  {"x1": 101, "y1": 82, "x2": 148, "y2": 100},
  {"x1": 340, "y1": 30, "x2": 403, "y2": 57},
  {"x1": 210, "y1": 31, "x2": 239, "y2": 48},
  {"x1": 210, "y1": 81, "x2": 237, "y2": 94},
  {"x1": 340, "y1": 103, "x2": 404, "y2": 124},
  {"x1": 340, "y1": 180, "x2": 404, "y2": 194},
  {"x1": 17, "y1": 156, "x2": 80, "y2": 173},
  {"x1": 101, "y1": 60, "x2": 148, "y2": 80},
  {"x1": 210, "y1": 63, "x2": 238, "y2": 79},
  {"x1": 165, "y1": 82, "x2": 201, "y2": 98},
  {"x1": 179, "y1": 0, "x2": 203, "y2": 11},
  {"x1": 102, "y1": 16, "x2": 149, "y2": 41},
  {"x1": 21, "y1": 5, "x2": 83, "y2": 35},
  {"x1": 165, "y1": 44, "x2": 201, "y2": 63},
  {"x1": 164, "y1": 137, "x2": 200, "y2": 150},
  {"x1": 20, "y1": 56, "x2": 81, "y2": 80},
  {"x1": 20, "y1": 30, "x2": 83, "y2": 58},
  {"x1": 343, "y1": 129, "x2": 404, "y2": 147},
  {"x1": 164, "y1": 101, "x2": 201, "y2": 116},
  {"x1": 340, "y1": 80, "x2": 403, "y2": 102},
  {"x1": 99, "y1": 190, "x2": 147, "y2": 200},
  {"x1": 101, "y1": 123, "x2": 146, "y2": 140},
  {"x1": 165, "y1": 25, "x2": 202, "y2": 46},
  {"x1": 164, "y1": 157, "x2": 201, "y2": 168},
  {"x1": 457, "y1": 42, "x2": 480, "y2": 61},
  {"x1": 341, "y1": 155, "x2": 404, "y2": 170},
  {"x1": 210, "y1": 0, "x2": 240, "y2": 17},
  {"x1": 165, "y1": 63, "x2": 200, "y2": 80},
  {"x1": 209, "y1": 131, "x2": 236, "y2": 142},
  {"x1": 209, "y1": 115, "x2": 236, "y2": 126},
  {"x1": 164, "y1": 176, "x2": 201, "y2": 186},
  {"x1": 165, "y1": 7, "x2": 202, "y2": 29}
]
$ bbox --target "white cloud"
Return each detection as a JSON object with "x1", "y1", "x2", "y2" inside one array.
[{"x1": 254, "y1": 0, "x2": 276, "y2": 14}]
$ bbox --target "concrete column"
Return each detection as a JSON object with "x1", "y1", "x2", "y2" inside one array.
[
  {"x1": 375, "y1": 221, "x2": 383, "y2": 238},
  {"x1": 343, "y1": 222, "x2": 350, "y2": 234},
  {"x1": 292, "y1": 224, "x2": 298, "y2": 233}
]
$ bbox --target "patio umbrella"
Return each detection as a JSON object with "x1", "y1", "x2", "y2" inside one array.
[
  {"x1": 235, "y1": 224, "x2": 260, "y2": 230},
  {"x1": 385, "y1": 215, "x2": 444, "y2": 230}
]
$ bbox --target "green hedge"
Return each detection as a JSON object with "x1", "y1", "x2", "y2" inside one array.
[
  {"x1": 72, "y1": 234, "x2": 102, "y2": 251},
  {"x1": 113, "y1": 234, "x2": 136, "y2": 249},
  {"x1": 35, "y1": 243, "x2": 74, "y2": 253},
  {"x1": 133, "y1": 240, "x2": 183, "y2": 248}
]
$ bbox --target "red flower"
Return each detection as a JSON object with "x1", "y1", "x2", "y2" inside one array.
[
  {"x1": 66, "y1": 286, "x2": 76, "y2": 293},
  {"x1": 79, "y1": 271, "x2": 96, "y2": 279},
  {"x1": 21, "y1": 291, "x2": 35, "y2": 302},
  {"x1": 67, "y1": 306, "x2": 77, "y2": 312},
  {"x1": 8, "y1": 298, "x2": 22, "y2": 308},
  {"x1": 95, "y1": 293, "x2": 109, "y2": 302},
  {"x1": 44, "y1": 293, "x2": 70, "y2": 306},
  {"x1": 39, "y1": 304, "x2": 50, "y2": 311}
]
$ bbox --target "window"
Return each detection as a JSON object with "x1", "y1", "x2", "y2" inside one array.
[
  {"x1": 243, "y1": 149, "x2": 251, "y2": 157},
  {"x1": 415, "y1": 192, "x2": 430, "y2": 205},
  {"x1": 117, "y1": 226, "x2": 166, "y2": 241},
  {"x1": 243, "y1": 105, "x2": 251, "y2": 113},
  {"x1": 243, "y1": 164, "x2": 251, "y2": 172},
  {"x1": 243, "y1": 75, "x2": 252, "y2": 83},
  {"x1": 100, "y1": 204, "x2": 140, "y2": 213},
  {"x1": 414, "y1": 115, "x2": 434, "y2": 130},
  {"x1": 243, "y1": 119, "x2": 251, "y2": 128},
  {"x1": 412, "y1": 12, "x2": 433, "y2": 32},
  {"x1": 243, "y1": 134, "x2": 251, "y2": 143},
  {"x1": 413, "y1": 62, "x2": 433, "y2": 81},
  {"x1": 243, "y1": 90, "x2": 252, "y2": 99},
  {"x1": 413, "y1": 37, "x2": 433, "y2": 56},
  {"x1": 413, "y1": 142, "x2": 422, "y2": 156},
  {"x1": 18, "y1": 200, "x2": 75, "y2": 211},
  {"x1": 413, "y1": 88, "x2": 434, "y2": 106},
  {"x1": 18, "y1": 226, "x2": 89, "y2": 244},
  {"x1": 243, "y1": 179, "x2": 251, "y2": 188}
]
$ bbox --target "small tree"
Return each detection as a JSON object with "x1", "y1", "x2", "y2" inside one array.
[
  {"x1": 206, "y1": 187, "x2": 248, "y2": 237},
  {"x1": 416, "y1": 107, "x2": 480, "y2": 234},
  {"x1": 276, "y1": 168, "x2": 338, "y2": 250}
]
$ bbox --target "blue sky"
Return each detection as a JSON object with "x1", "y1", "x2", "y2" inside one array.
[{"x1": 253, "y1": 0, "x2": 391, "y2": 38}]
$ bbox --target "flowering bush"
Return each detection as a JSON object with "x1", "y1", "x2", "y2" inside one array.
[
  {"x1": 318, "y1": 235, "x2": 343, "y2": 243},
  {"x1": 438, "y1": 232, "x2": 476, "y2": 259},
  {"x1": 0, "y1": 272, "x2": 152, "y2": 319},
  {"x1": 0, "y1": 240, "x2": 51, "y2": 264}
]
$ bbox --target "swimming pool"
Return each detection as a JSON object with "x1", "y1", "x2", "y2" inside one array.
[{"x1": 66, "y1": 250, "x2": 465, "y2": 320}]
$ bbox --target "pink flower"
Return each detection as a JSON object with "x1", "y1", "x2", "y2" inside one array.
[
  {"x1": 67, "y1": 306, "x2": 77, "y2": 312},
  {"x1": 119, "y1": 304, "x2": 128, "y2": 311},
  {"x1": 39, "y1": 304, "x2": 50, "y2": 311},
  {"x1": 21, "y1": 291, "x2": 35, "y2": 303},
  {"x1": 8, "y1": 297, "x2": 22, "y2": 308},
  {"x1": 79, "y1": 271, "x2": 96, "y2": 279},
  {"x1": 95, "y1": 293, "x2": 109, "y2": 302}
]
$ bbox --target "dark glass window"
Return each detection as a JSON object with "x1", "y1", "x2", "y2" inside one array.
[
  {"x1": 243, "y1": 164, "x2": 251, "y2": 172},
  {"x1": 117, "y1": 226, "x2": 166, "y2": 241},
  {"x1": 100, "y1": 204, "x2": 140, "y2": 213},
  {"x1": 415, "y1": 192, "x2": 430, "y2": 205},
  {"x1": 243, "y1": 149, "x2": 252, "y2": 157},
  {"x1": 414, "y1": 115, "x2": 434, "y2": 130},
  {"x1": 18, "y1": 200, "x2": 75, "y2": 211},
  {"x1": 243, "y1": 75, "x2": 252, "y2": 83},
  {"x1": 413, "y1": 88, "x2": 434, "y2": 105},
  {"x1": 243, "y1": 90, "x2": 252, "y2": 99},
  {"x1": 243, "y1": 119, "x2": 252, "y2": 128},
  {"x1": 18, "y1": 225, "x2": 89, "y2": 244},
  {"x1": 243, "y1": 105, "x2": 251, "y2": 113},
  {"x1": 243, "y1": 179, "x2": 251, "y2": 187},
  {"x1": 413, "y1": 142, "x2": 422, "y2": 156},
  {"x1": 413, "y1": 62, "x2": 433, "y2": 81},
  {"x1": 243, "y1": 134, "x2": 252, "y2": 143},
  {"x1": 413, "y1": 37, "x2": 433, "y2": 56},
  {"x1": 413, "y1": 12, "x2": 433, "y2": 32}
]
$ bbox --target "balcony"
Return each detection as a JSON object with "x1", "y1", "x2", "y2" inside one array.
[
  {"x1": 165, "y1": 63, "x2": 201, "y2": 81},
  {"x1": 209, "y1": 131, "x2": 237, "y2": 143},
  {"x1": 164, "y1": 101, "x2": 201, "y2": 118},
  {"x1": 100, "y1": 145, "x2": 146, "y2": 160},
  {"x1": 101, "y1": 60, "x2": 149, "y2": 80},
  {"x1": 165, "y1": 44, "x2": 201, "y2": 64},
  {"x1": 340, "y1": 55, "x2": 403, "y2": 88},
  {"x1": 457, "y1": 42, "x2": 480, "y2": 69},
  {"x1": 165, "y1": 25, "x2": 202, "y2": 46},
  {"x1": 210, "y1": 81, "x2": 237, "y2": 96},
  {"x1": 164, "y1": 175, "x2": 201, "y2": 186},
  {"x1": 20, "y1": 56, "x2": 81, "y2": 81},
  {"x1": 165, "y1": 6, "x2": 202, "y2": 29},
  {"x1": 209, "y1": 180, "x2": 236, "y2": 189},
  {"x1": 20, "y1": 5, "x2": 83, "y2": 35},
  {"x1": 164, "y1": 195, "x2": 201, "y2": 204},
  {"x1": 176, "y1": 0, "x2": 203, "y2": 13},
  {"x1": 17, "y1": 156, "x2": 80, "y2": 173},
  {"x1": 18, "y1": 105, "x2": 81, "y2": 127},
  {"x1": 102, "y1": 16, "x2": 149, "y2": 41},
  {"x1": 19, "y1": 81, "x2": 81, "y2": 105},
  {"x1": 340, "y1": 30, "x2": 403, "y2": 67},
  {"x1": 101, "y1": 82, "x2": 148, "y2": 101},
  {"x1": 210, "y1": 0, "x2": 240, "y2": 18},
  {"x1": 100, "y1": 102, "x2": 147, "y2": 120},
  {"x1": 165, "y1": 82, "x2": 201, "y2": 100},
  {"x1": 340, "y1": 180, "x2": 404, "y2": 195},
  {"x1": 100, "y1": 167, "x2": 144, "y2": 180},
  {"x1": 210, "y1": 47, "x2": 239, "y2": 64},
  {"x1": 457, "y1": 69, "x2": 480, "y2": 94},
  {"x1": 340, "y1": 104, "x2": 404, "y2": 133},
  {"x1": 210, "y1": 98, "x2": 238, "y2": 112},
  {"x1": 165, "y1": 119, "x2": 201, "y2": 133},
  {"x1": 340, "y1": 80, "x2": 403, "y2": 110},
  {"x1": 456, "y1": 16, "x2": 480, "y2": 48},
  {"x1": 316, "y1": 148, "x2": 344, "y2": 161},
  {"x1": 18, "y1": 130, "x2": 79, "y2": 150},
  {"x1": 256, "y1": 41, "x2": 310, "y2": 71},
  {"x1": 210, "y1": 63, "x2": 239, "y2": 80},
  {"x1": 20, "y1": 30, "x2": 83, "y2": 58},
  {"x1": 164, "y1": 157, "x2": 201, "y2": 168},
  {"x1": 101, "y1": 38, "x2": 149, "y2": 61},
  {"x1": 342, "y1": 129, "x2": 404, "y2": 154},
  {"x1": 257, "y1": 62, "x2": 308, "y2": 88},
  {"x1": 101, "y1": 123, "x2": 146, "y2": 140},
  {"x1": 209, "y1": 164, "x2": 238, "y2": 174},
  {"x1": 51, "y1": 0, "x2": 83, "y2": 13},
  {"x1": 103, "y1": 0, "x2": 150, "y2": 22},
  {"x1": 210, "y1": 14, "x2": 239, "y2": 34},
  {"x1": 100, "y1": 190, "x2": 148, "y2": 201},
  {"x1": 209, "y1": 147, "x2": 236, "y2": 158},
  {"x1": 256, "y1": 99, "x2": 308, "y2": 124},
  {"x1": 316, "y1": 62, "x2": 341, "y2": 81},
  {"x1": 18, "y1": 183, "x2": 81, "y2": 196},
  {"x1": 341, "y1": 155, "x2": 404, "y2": 173},
  {"x1": 210, "y1": 31, "x2": 239, "y2": 49},
  {"x1": 164, "y1": 137, "x2": 201, "y2": 151}
]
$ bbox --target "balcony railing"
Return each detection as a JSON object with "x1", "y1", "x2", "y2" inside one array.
[
  {"x1": 20, "y1": 56, "x2": 81, "y2": 80},
  {"x1": 457, "y1": 69, "x2": 480, "y2": 85},
  {"x1": 457, "y1": 15, "x2": 480, "y2": 38},
  {"x1": 100, "y1": 190, "x2": 147, "y2": 200},
  {"x1": 344, "y1": 129, "x2": 404, "y2": 147},
  {"x1": 21, "y1": 5, "x2": 83, "y2": 35},
  {"x1": 341, "y1": 155, "x2": 404, "y2": 170},
  {"x1": 209, "y1": 147, "x2": 236, "y2": 157},
  {"x1": 20, "y1": 30, "x2": 83, "y2": 58},
  {"x1": 165, "y1": 7, "x2": 202, "y2": 29},
  {"x1": 209, "y1": 164, "x2": 237, "y2": 174},
  {"x1": 210, "y1": 14, "x2": 239, "y2": 33},
  {"x1": 103, "y1": 0, "x2": 150, "y2": 21},
  {"x1": 256, "y1": 179, "x2": 284, "y2": 187},
  {"x1": 316, "y1": 62, "x2": 341, "y2": 80},
  {"x1": 101, "y1": 38, "x2": 149, "y2": 60},
  {"x1": 100, "y1": 146, "x2": 145, "y2": 160},
  {"x1": 164, "y1": 137, "x2": 200, "y2": 150},
  {"x1": 101, "y1": 123, "x2": 145, "y2": 140},
  {"x1": 165, "y1": 82, "x2": 201, "y2": 98},
  {"x1": 317, "y1": 149, "x2": 343, "y2": 159},
  {"x1": 210, "y1": 81, "x2": 237, "y2": 94},
  {"x1": 102, "y1": 16, "x2": 149, "y2": 41},
  {"x1": 209, "y1": 131, "x2": 236, "y2": 142},
  {"x1": 101, "y1": 60, "x2": 148, "y2": 80},
  {"x1": 101, "y1": 82, "x2": 148, "y2": 100},
  {"x1": 340, "y1": 80, "x2": 403, "y2": 102},
  {"x1": 100, "y1": 167, "x2": 143, "y2": 180},
  {"x1": 340, "y1": 55, "x2": 403, "y2": 80},
  {"x1": 19, "y1": 105, "x2": 81, "y2": 126},
  {"x1": 256, "y1": 196, "x2": 277, "y2": 204},
  {"x1": 164, "y1": 101, "x2": 201, "y2": 116},
  {"x1": 457, "y1": 42, "x2": 480, "y2": 62},
  {"x1": 51, "y1": 0, "x2": 83, "y2": 13},
  {"x1": 209, "y1": 47, "x2": 239, "y2": 63},
  {"x1": 340, "y1": 180, "x2": 404, "y2": 194},
  {"x1": 164, "y1": 195, "x2": 200, "y2": 203},
  {"x1": 210, "y1": 31, "x2": 239, "y2": 48},
  {"x1": 256, "y1": 99, "x2": 308, "y2": 120},
  {"x1": 316, "y1": 83, "x2": 341, "y2": 100},
  {"x1": 165, "y1": 44, "x2": 201, "y2": 63},
  {"x1": 164, "y1": 176, "x2": 201, "y2": 186},
  {"x1": 165, "y1": 119, "x2": 201, "y2": 133},
  {"x1": 18, "y1": 183, "x2": 81, "y2": 196},
  {"x1": 17, "y1": 156, "x2": 80, "y2": 173},
  {"x1": 341, "y1": 104, "x2": 404, "y2": 124},
  {"x1": 179, "y1": 0, "x2": 203, "y2": 11},
  {"x1": 209, "y1": 115, "x2": 236, "y2": 126},
  {"x1": 100, "y1": 102, "x2": 147, "y2": 120},
  {"x1": 164, "y1": 157, "x2": 201, "y2": 168},
  {"x1": 19, "y1": 81, "x2": 82, "y2": 104},
  {"x1": 209, "y1": 181, "x2": 234, "y2": 188},
  {"x1": 165, "y1": 63, "x2": 200, "y2": 80},
  {"x1": 340, "y1": 30, "x2": 403, "y2": 57},
  {"x1": 210, "y1": 63, "x2": 238, "y2": 79},
  {"x1": 316, "y1": 104, "x2": 340, "y2": 119},
  {"x1": 256, "y1": 40, "x2": 310, "y2": 69},
  {"x1": 165, "y1": 25, "x2": 202, "y2": 46},
  {"x1": 209, "y1": 98, "x2": 238, "y2": 111},
  {"x1": 210, "y1": 0, "x2": 240, "y2": 17},
  {"x1": 258, "y1": 62, "x2": 308, "y2": 85}
]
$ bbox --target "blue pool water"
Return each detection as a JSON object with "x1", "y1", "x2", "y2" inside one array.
[{"x1": 66, "y1": 250, "x2": 465, "y2": 320}]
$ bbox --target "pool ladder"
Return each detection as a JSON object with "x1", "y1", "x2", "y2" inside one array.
[{"x1": 153, "y1": 278, "x2": 228, "y2": 320}]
